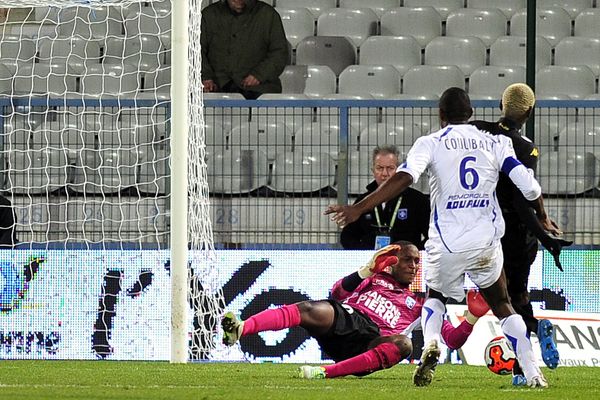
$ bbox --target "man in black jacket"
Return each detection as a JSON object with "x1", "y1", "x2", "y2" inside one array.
[
  {"x1": 471, "y1": 83, "x2": 571, "y2": 383},
  {"x1": 341, "y1": 145, "x2": 429, "y2": 250}
]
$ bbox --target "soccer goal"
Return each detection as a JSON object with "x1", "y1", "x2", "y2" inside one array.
[{"x1": 0, "y1": 0, "x2": 222, "y2": 362}]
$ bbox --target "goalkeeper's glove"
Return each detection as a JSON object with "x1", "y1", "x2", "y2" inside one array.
[
  {"x1": 539, "y1": 236, "x2": 573, "y2": 272},
  {"x1": 465, "y1": 289, "x2": 490, "y2": 325},
  {"x1": 357, "y1": 244, "x2": 401, "y2": 279}
]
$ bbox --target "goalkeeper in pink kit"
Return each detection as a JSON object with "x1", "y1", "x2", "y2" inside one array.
[{"x1": 221, "y1": 241, "x2": 490, "y2": 379}]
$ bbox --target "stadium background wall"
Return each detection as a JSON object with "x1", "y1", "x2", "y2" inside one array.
[{"x1": 0, "y1": 249, "x2": 598, "y2": 362}]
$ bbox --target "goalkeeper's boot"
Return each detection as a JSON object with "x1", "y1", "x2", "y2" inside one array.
[
  {"x1": 221, "y1": 312, "x2": 244, "y2": 346},
  {"x1": 298, "y1": 366, "x2": 326, "y2": 379},
  {"x1": 538, "y1": 319, "x2": 559, "y2": 369},
  {"x1": 512, "y1": 361, "x2": 527, "y2": 387},
  {"x1": 413, "y1": 340, "x2": 440, "y2": 387}
]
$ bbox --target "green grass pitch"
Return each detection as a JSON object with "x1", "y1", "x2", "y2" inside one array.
[{"x1": 0, "y1": 361, "x2": 598, "y2": 400}]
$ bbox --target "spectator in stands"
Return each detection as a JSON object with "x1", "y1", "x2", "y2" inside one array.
[
  {"x1": 221, "y1": 242, "x2": 490, "y2": 379},
  {"x1": 341, "y1": 145, "x2": 429, "y2": 250},
  {"x1": 200, "y1": 0, "x2": 289, "y2": 99},
  {"x1": 0, "y1": 195, "x2": 17, "y2": 247},
  {"x1": 470, "y1": 83, "x2": 572, "y2": 384}
]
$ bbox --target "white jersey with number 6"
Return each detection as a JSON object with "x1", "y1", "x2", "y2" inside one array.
[{"x1": 397, "y1": 124, "x2": 541, "y2": 253}]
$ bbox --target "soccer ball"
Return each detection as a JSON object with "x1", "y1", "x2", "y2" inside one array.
[{"x1": 484, "y1": 336, "x2": 517, "y2": 375}]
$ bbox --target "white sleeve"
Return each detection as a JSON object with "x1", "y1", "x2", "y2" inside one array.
[
  {"x1": 496, "y1": 137, "x2": 542, "y2": 201},
  {"x1": 397, "y1": 136, "x2": 433, "y2": 184}
]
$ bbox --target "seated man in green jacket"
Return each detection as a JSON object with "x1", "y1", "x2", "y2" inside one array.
[{"x1": 201, "y1": 0, "x2": 289, "y2": 99}]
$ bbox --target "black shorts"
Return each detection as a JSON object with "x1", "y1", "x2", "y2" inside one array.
[
  {"x1": 316, "y1": 300, "x2": 380, "y2": 362},
  {"x1": 501, "y1": 220, "x2": 538, "y2": 295}
]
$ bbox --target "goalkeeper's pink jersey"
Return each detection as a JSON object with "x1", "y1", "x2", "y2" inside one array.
[{"x1": 331, "y1": 272, "x2": 424, "y2": 336}]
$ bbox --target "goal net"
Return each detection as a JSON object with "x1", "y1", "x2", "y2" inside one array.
[{"x1": 0, "y1": 0, "x2": 223, "y2": 362}]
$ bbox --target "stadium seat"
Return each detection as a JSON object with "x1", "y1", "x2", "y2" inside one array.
[
  {"x1": 359, "y1": 36, "x2": 422, "y2": 76},
  {"x1": 123, "y1": 5, "x2": 170, "y2": 46},
  {"x1": 555, "y1": 37, "x2": 600, "y2": 77},
  {"x1": 37, "y1": 36, "x2": 102, "y2": 75},
  {"x1": 338, "y1": 65, "x2": 401, "y2": 99},
  {"x1": 203, "y1": 92, "x2": 250, "y2": 134},
  {"x1": 279, "y1": 65, "x2": 336, "y2": 97},
  {"x1": 558, "y1": 122, "x2": 600, "y2": 154},
  {"x1": 316, "y1": 8, "x2": 378, "y2": 47},
  {"x1": 0, "y1": 35, "x2": 36, "y2": 74},
  {"x1": 380, "y1": 7, "x2": 442, "y2": 48},
  {"x1": 446, "y1": 8, "x2": 508, "y2": 47},
  {"x1": 103, "y1": 35, "x2": 166, "y2": 72},
  {"x1": 32, "y1": 120, "x2": 96, "y2": 163},
  {"x1": 294, "y1": 121, "x2": 340, "y2": 160},
  {"x1": 275, "y1": 8, "x2": 315, "y2": 49},
  {"x1": 536, "y1": 66, "x2": 596, "y2": 100},
  {"x1": 296, "y1": 36, "x2": 356, "y2": 76},
  {"x1": 404, "y1": 0, "x2": 464, "y2": 20},
  {"x1": 339, "y1": 0, "x2": 401, "y2": 17},
  {"x1": 142, "y1": 65, "x2": 171, "y2": 97},
  {"x1": 269, "y1": 151, "x2": 335, "y2": 193},
  {"x1": 56, "y1": 6, "x2": 124, "y2": 39},
  {"x1": 204, "y1": 120, "x2": 228, "y2": 152},
  {"x1": 207, "y1": 149, "x2": 269, "y2": 194},
  {"x1": 80, "y1": 63, "x2": 141, "y2": 98},
  {"x1": 4, "y1": 115, "x2": 37, "y2": 151},
  {"x1": 402, "y1": 65, "x2": 465, "y2": 98},
  {"x1": 317, "y1": 94, "x2": 377, "y2": 136},
  {"x1": 465, "y1": 0, "x2": 525, "y2": 19},
  {"x1": 276, "y1": 0, "x2": 336, "y2": 17},
  {"x1": 489, "y1": 36, "x2": 552, "y2": 70},
  {"x1": 537, "y1": 0, "x2": 593, "y2": 18},
  {"x1": 253, "y1": 93, "x2": 314, "y2": 131},
  {"x1": 468, "y1": 66, "x2": 526, "y2": 100},
  {"x1": 0, "y1": 63, "x2": 12, "y2": 95},
  {"x1": 381, "y1": 110, "x2": 431, "y2": 139},
  {"x1": 574, "y1": 8, "x2": 600, "y2": 38},
  {"x1": 510, "y1": 8, "x2": 572, "y2": 47},
  {"x1": 71, "y1": 149, "x2": 138, "y2": 194},
  {"x1": 12, "y1": 63, "x2": 77, "y2": 97},
  {"x1": 348, "y1": 149, "x2": 372, "y2": 195},
  {"x1": 6, "y1": 149, "x2": 70, "y2": 194},
  {"x1": 537, "y1": 151, "x2": 597, "y2": 195},
  {"x1": 359, "y1": 122, "x2": 414, "y2": 150},
  {"x1": 137, "y1": 142, "x2": 170, "y2": 195},
  {"x1": 424, "y1": 37, "x2": 487, "y2": 76},
  {"x1": 228, "y1": 120, "x2": 293, "y2": 161}
]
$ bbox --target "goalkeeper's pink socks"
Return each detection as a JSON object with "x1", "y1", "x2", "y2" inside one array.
[
  {"x1": 323, "y1": 342, "x2": 403, "y2": 378},
  {"x1": 241, "y1": 304, "x2": 301, "y2": 336}
]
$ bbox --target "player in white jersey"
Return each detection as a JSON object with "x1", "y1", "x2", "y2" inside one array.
[{"x1": 325, "y1": 88, "x2": 554, "y2": 388}]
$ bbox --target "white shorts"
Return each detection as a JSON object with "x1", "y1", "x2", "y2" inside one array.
[{"x1": 423, "y1": 243, "x2": 504, "y2": 302}]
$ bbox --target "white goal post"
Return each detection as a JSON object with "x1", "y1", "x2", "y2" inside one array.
[{"x1": 0, "y1": 0, "x2": 221, "y2": 362}]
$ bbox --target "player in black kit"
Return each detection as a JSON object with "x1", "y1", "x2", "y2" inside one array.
[{"x1": 471, "y1": 83, "x2": 572, "y2": 384}]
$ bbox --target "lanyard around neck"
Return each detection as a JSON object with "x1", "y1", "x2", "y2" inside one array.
[{"x1": 374, "y1": 196, "x2": 402, "y2": 230}]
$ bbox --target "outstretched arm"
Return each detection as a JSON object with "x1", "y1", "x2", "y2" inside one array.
[{"x1": 325, "y1": 172, "x2": 413, "y2": 228}]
